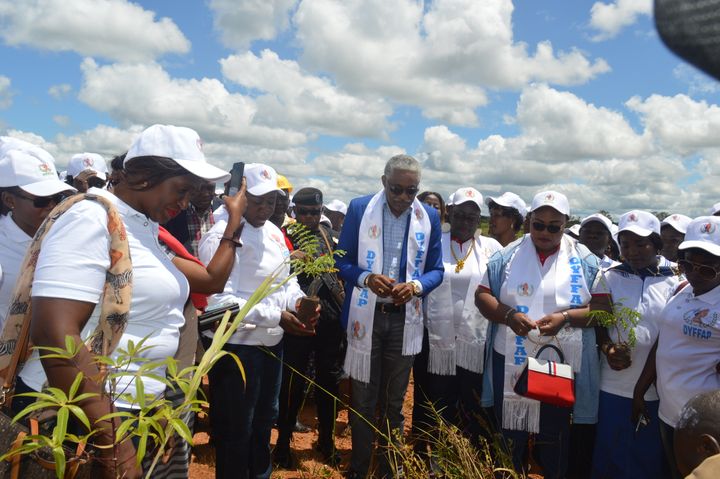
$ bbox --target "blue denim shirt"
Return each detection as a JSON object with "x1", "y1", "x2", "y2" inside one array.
[{"x1": 480, "y1": 236, "x2": 601, "y2": 424}]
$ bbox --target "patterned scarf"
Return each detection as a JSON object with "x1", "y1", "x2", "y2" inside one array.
[{"x1": 0, "y1": 193, "x2": 132, "y2": 374}]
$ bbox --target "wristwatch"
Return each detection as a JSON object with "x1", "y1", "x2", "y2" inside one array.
[{"x1": 411, "y1": 281, "x2": 421, "y2": 296}]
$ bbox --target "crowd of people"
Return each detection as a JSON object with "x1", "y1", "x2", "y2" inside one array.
[{"x1": 0, "y1": 128, "x2": 719, "y2": 479}]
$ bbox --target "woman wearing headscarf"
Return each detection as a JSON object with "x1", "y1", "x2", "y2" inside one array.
[
  {"x1": 0, "y1": 125, "x2": 233, "y2": 478},
  {"x1": 590, "y1": 210, "x2": 678, "y2": 479},
  {"x1": 199, "y1": 163, "x2": 318, "y2": 479},
  {"x1": 484, "y1": 192, "x2": 527, "y2": 247},
  {"x1": 634, "y1": 216, "x2": 720, "y2": 479},
  {"x1": 413, "y1": 187, "x2": 502, "y2": 450},
  {"x1": 0, "y1": 145, "x2": 76, "y2": 331},
  {"x1": 475, "y1": 190, "x2": 601, "y2": 479}
]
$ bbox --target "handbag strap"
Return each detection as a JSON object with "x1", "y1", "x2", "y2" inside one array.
[{"x1": 535, "y1": 343, "x2": 565, "y2": 364}]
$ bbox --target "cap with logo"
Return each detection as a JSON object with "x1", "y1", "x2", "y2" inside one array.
[
  {"x1": 325, "y1": 199, "x2": 347, "y2": 215},
  {"x1": 448, "y1": 187, "x2": 483, "y2": 209},
  {"x1": 580, "y1": 213, "x2": 613, "y2": 233},
  {"x1": 245, "y1": 163, "x2": 281, "y2": 196},
  {"x1": 67, "y1": 153, "x2": 109, "y2": 181},
  {"x1": 124, "y1": 124, "x2": 230, "y2": 183},
  {"x1": 485, "y1": 192, "x2": 528, "y2": 217},
  {"x1": 0, "y1": 148, "x2": 76, "y2": 196},
  {"x1": 678, "y1": 216, "x2": 720, "y2": 257},
  {"x1": 617, "y1": 210, "x2": 660, "y2": 237},
  {"x1": 661, "y1": 213, "x2": 692, "y2": 234},
  {"x1": 530, "y1": 190, "x2": 569, "y2": 216},
  {"x1": 293, "y1": 187, "x2": 323, "y2": 206}
]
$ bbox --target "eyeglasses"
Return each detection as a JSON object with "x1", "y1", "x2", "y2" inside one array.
[
  {"x1": 532, "y1": 222, "x2": 563, "y2": 234},
  {"x1": 13, "y1": 191, "x2": 71, "y2": 208},
  {"x1": 677, "y1": 259, "x2": 720, "y2": 280},
  {"x1": 87, "y1": 176, "x2": 107, "y2": 189},
  {"x1": 452, "y1": 213, "x2": 481, "y2": 224},
  {"x1": 387, "y1": 183, "x2": 419, "y2": 197},
  {"x1": 295, "y1": 207, "x2": 322, "y2": 216}
]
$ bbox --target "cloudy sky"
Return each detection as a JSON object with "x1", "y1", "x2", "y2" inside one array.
[{"x1": 1, "y1": 0, "x2": 719, "y2": 218}]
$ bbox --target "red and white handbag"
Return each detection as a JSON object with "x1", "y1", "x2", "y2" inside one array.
[{"x1": 513, "y1": 343, "x2": 575, "y2": 407}]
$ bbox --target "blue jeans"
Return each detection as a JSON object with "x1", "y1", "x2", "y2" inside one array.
[
  {"x1": 492, "y1": 350, "x2": 571, "y2": 479},
  {"x1": 208, "y1": 341, "x2": 283, "y2": 479},
  {"x1": 349, "y1": 310, "x2": 416, "y2": 478}
]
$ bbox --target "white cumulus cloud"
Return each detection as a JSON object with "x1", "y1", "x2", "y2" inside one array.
[
  {"x1": 208, "y1": 0, "x2": 296, "y2": 49},
  {"x1": 589, "y1": 0, "x2": 652, "y2": 41},
  {"x1": 48, "y1": 84, "x2": 72, "y2": 99},
  {"x1": 0, "y1": 75, "x2": 12, "y2": 108},
  {"x1": 0, "y1": 0, "x2": 190, "y2": 61},
  {"x1": 221, "y1": 49, "x2": 393, "y2": 138}
]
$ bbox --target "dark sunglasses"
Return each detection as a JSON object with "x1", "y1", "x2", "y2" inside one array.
[
  {"x1": 387, "y1": 183, "x2": 419, "y2": 197},
  {"x1": 13, "y1": 191, "x2": 71, "y2": 208},
  {"x1": 295, "y1": 207, "x2": 322, "y2": 216},
  {"x1": 677, "y1": 259, "x2": 720, "y2": 280},
  {"x1": 532, "y1": 221, "x2": 563, "y2": 234},
  {"x1": 452, "y1": 213, "x2": 481, "y2": 224}
]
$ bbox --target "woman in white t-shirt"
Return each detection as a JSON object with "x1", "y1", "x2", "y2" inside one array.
[
  {"x1": 590, "y1": 210, "x2": 678, "y2": 479},
  {"x1": 0, "y1": 145, "x2": 76, "y2": 331},
  {"x1": 14, "y1": 125, "x2": 231, "y2": 479},
  {"x1": 634, "y1": 216, "x2": 720, "y2": 479},
  {"x1": 198, "y1": 163, "x2": 317, "y2": 479}
]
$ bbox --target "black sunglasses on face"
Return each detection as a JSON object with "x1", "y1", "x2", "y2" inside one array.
[
  {"x1": 452, "y1": 213, "x2": 481, "y2": 224},
  {"x1": 295, "y1": 207, "x2": 322, "y2": 216},
  {"x1": 87, "y1": 176, "x2": 107, "y2": 189},
  {"x1": 532, "y1": 221, "x2": 563, "y2": 234},
  {"x1": 677, "y1": 259, "x2": 720, "y2": 280},
  {"x1": 387, "y1": 183, "x2": 419, "y2": 197},
  {"x1": 13, "y1": 191, "x2": 71, "y2": 208}
]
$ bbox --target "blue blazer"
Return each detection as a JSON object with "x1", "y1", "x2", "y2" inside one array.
[{"x1": 336, "y1": 194, "x2": 444, "y2": 328}]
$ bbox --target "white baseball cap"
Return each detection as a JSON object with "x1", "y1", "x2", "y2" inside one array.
[
  {"x1": 661, "y1": 213, "x2": 692, "y2": 234},
  {"x1": 67, "y1": 152, "x2": 108, "y2": 181},
  {"x1": 485, "y1": 192, "x2": 528, "y2": 217},
  {"x1": 530, "y1": 190, "x2": 569, "y2": 216},
  {"x1": 617, "y1": 210, "x2": 660, "y2": 237},
  {"x1": 325, "y1": 199, "x2": 347, "y2": 215},
  {"x1": 566, "y1": 224, "x2": 581, "y2": 238},
  {"x1": 0, "y1": 136, "x2": 56, "y2": 165},
  {"x1": 580, "y1": 213, "x2": 613, "y2": 233},
  {"x1": 710, "y1": 202, "x2": 720, "y2": 216},
  {"x1": 0, "y1": 149, "x2": 76, "y2": 196},
  {"x1": 679, "y1": 216, "x2": 720, "y2": 257},
  {"x1": 124, "y1": 124, "x2": 230, "y2": 183},
  {"x1": 448, "y1": 187, "x2": 483, "y2": 209},
  {"x1": 245, "y1": 163, "x2": 281, "y2": 196}
]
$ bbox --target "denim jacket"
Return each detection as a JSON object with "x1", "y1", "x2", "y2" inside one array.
[{"x1": 480, "y1": 236, "x2": 601, "y2": 424}]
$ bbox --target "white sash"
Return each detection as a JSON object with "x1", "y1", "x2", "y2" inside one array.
[
  {"x1": 500, "y1": 235, "x2": 590, "y2": 433},
  {"x1": 344, "y1": 190, "x2": 431, "y2": 383}
]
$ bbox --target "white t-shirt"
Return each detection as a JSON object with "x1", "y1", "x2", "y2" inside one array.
[
  {"x1": 592, "y1": 266, "x2": 679, "y2": 399},
  {"x1": 19, "y1": 189, "x2": 189, "y2": 409},
  {"x1": 656, "y1": 283, "x2": 720, "y2": 427},
  {"x1": 481, "y1": 247, "x2": 561, "y2": 355},
  {"x1": 198, "y1": 218, "x2": 303, "y2": 346},
  {"x1": 0, "y1": 214, "x2": 32, "y2": 331}
]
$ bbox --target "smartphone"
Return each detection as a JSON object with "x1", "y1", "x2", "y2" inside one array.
[{"x1": 225, "y1": 162, "x2": 245, "y2": 196}]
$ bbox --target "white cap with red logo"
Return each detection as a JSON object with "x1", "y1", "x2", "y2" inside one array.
[
  {"x1": 0, "y1": 148, "x2": 76, "y2": 196},
  {"x1": 617, "y1": 210, "x2": 660, "y2": 237},
  {"x1": 485, "y1": 192, "x2": 527, "y2": 217},
  {"x1": 67, "y1": 153, "x2": 109, "y2": 181},
  {"x1": 448, "y1": 187, "x2": 483, "y2": 209},
  {"x1": 530, "y1": 190, "x2": 569, "y2": 216},
  {"x1": 679, "y1": 216, "x2": 720, "y2": 257},
  {"x1": 580, "y1": 213, "x2": 613, "y2": 233},
  {"x1": 244, "y1": 163, "x2": 281, "y2": 196},
  {"x1": 661, "y1": 214, "x2": 692, "y2": 234},
  {"x1": 125, "y1": 124, "x2": 230, "y2": 183}
]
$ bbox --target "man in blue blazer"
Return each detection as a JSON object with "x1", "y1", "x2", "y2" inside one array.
[{"x1": 337, "y1": 154, "x2": 443, "y2": 479}]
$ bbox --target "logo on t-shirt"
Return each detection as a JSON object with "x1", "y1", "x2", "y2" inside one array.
[{"x1": 682, "y1": 308, "x2": 716, "y2": 340}]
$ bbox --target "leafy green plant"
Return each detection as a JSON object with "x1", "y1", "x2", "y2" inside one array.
[
  {"x1": 0, "y1": 223, "x2": 344, "y2": 479},
  {"x1": 588, "y1": 300, "x2": 642, "y2": 348}
]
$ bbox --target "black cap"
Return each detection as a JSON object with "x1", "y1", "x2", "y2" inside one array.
[{"x1": 293, "y1": 187, "x2": 323, "y2": 206}]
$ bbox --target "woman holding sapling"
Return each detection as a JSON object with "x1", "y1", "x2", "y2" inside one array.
[{"x1": 590, "y1": 210, "x2": 678, "y2": 479}]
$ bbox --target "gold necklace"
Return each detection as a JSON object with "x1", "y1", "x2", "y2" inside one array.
[{"x1": 450, "y1": 238, "x2": 475, "y2": 273}]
